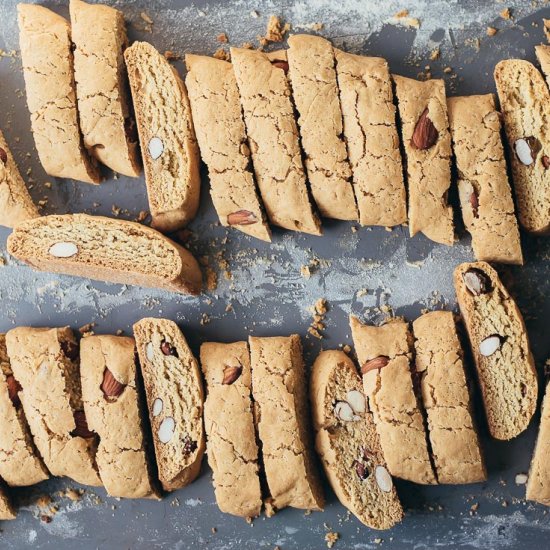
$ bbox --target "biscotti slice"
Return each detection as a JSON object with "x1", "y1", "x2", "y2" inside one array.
[
  {"x1": 334, "y1": 51, "x2": 406, "y2": 227},
  {"x1": 133, "y1": 318, "x2": 205, "y2": 491},
  {"x1": 0, "y1": 129, "x2": 39, "y2": 228},
  {"x1": 185, "y1": 54, "x2": 271, "y2": 242},
  {"x1": 0, "y1": 334, "x2": 49, "y2": 487},
  {"x1": 80, "y1": 336, "x2": 159, "y2": 499},
  {"x1": 536, "y1": 45, "x2": 550, "y2": 87},
  {"x1": 393, "y1": 75, "x2": 454, "y2": 245},
  {"x1": 0, "y1": 483, "x2": 15, "y2": 520},
  {"x1": 70, "y1": 0, "x2": 140, "y2": 177},
  {"x1": 230, "y1": 47, "x2": 321, "y2": 235},
  {"x1": 310, "y1": 350, "x2": 403, "y2": 529},
  {"x1": 249, "y1": 335, "x2": 324, "y2": 512},
  {"x1": 494, "y1": 60, "x2": 550, "y2": 234},
  {"x1": 287, "y1": 35, "x2": 358, "y2": 221},
  {"x1": 350, "y1": 316, "x2": 437, "y2": 484},
  {"x1": 7, "y1": 214, "x2": 202, "y2": 295},
  {"x1": 5, "y1": 327, "x2": 101, "y2": 486},
  {"x1": 413, "y1": 311, "x2": 486, "y2": 484},
  {"x1": 125, "y1": 42, "x2": 200, "y2": 232},
  {"x1": 17, "y1": 4, "x2": 101, "y2": 184},
  {"x1": 454, "y1": 262, "x2": 538, "y2": 440},
  {"x1": 200, "y1": 341, "x2": 262, "y2": 517},
  {"x1": 448, "y1": 94, "x2": 523, "y2": 264}
]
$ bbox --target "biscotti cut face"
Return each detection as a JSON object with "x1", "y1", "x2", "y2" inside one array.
[
  {"x1": 70, "y1": 0, "x2": 141, "y2": 178},
  {"x1": 350, "y1": 316, "x2": 437, "y2": 484},
  {"x1": 0, "y1": 334, "x2": 49, "y2": 487},
  {"x1": 17, "y1": 4, "x2": 101, "y2": 184},
  {"x1": 7, "y1": 214, "x2": 202, "y2": 295},
  {"x1": 185, "y1": 55, "x2": 271, "y2": 242},
  {"x1": 0, "y1": 130, "x2": 39, "y2": 228},
  {"x1": 536, "y1": 45, "x2": 550, "y2": 86},
  {"x1": 230, "y1": 47, "x2": 321, "y2": 235},
  {"x1": 335, "y1": 51, "x2": 406, "y2": 227},
  {"x1": 454, "y1": 262, "x2": 538, "y2": 440},
  {"x1": 249, "y1": 335, "x2": 325, "y2": 512},
  {"x1": 124, "y1": 41, "x2": 200, "y2": 232},
  {"x1": 310, "y1": 350, "x2": 403, "y2": 529},
  {"x1": 0, "y1": 483, "x2": 16, "y2": 520},
  {"x1": 134, "y1": 318, "x2": 205, "y2": 491},
  {"x1": 5, "y1": 327, "x2": 101, "y2": 486},
  {"x1": 448, "y1": 94, "x2": 522, "y2": 264},
  {"x1": 200, "y1": 341, "x2": 262, "y2": 518},
  {"x1": 413, "y1": 311, "x2": 487, "y2": 484},
  {"x1": 80, "y1": 336, "x2": 159, "y2": 499},
  {"x1": 393, "y1": 75, "x2": 454, "y2": 245},
  {"x1": 494, "y1": 60, "x2": 550, "y2": 234}
]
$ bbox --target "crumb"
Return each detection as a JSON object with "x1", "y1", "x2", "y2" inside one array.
[
  {"x1": 487, "y1": 26, "x2": 498, "y2": 36},
  {"x1": 79, "y1": 322, "x2": 95, "y2": 336},
  {"x1": 394, "y1": 9, "x2": 409, "y2": 18},
  {"x1": 136, "y1": 210, "x2": 148, "y2": 223},
  {"x1": 217, "y1": 32, "x2": 228, "y2": 43},
  {"x1": 264, "y1": 499, "x2": 276, "y2": 518},
  {"x1": 429, "y1": 48, "x2": 440, "y2": 61},
  {"x1": 374, "y1": 538, "x2": 382, "y2": 545},
  {"x1": 300, "y1": 265, "x2": 311, "y2": 279},
  {"x1": 325, "y1": 531, "x2": 339, "y2": 548},
  {"x1": 40, "y1": 514, "x2": 52, "y2": 523},
  {"x1": 164, "y1": 50, "x2": 180, "y2": 61},
  {"x1": 258, "y1": 15, "x2": 290, "y2": 46},
  {"x1": 211, "y1": 527, "x2": 217, "y2": 534},
  {"x1": 111, "y1": 204, "x2": 121, "y2": 216},
  {"x1": 205, "y1": 266, "x2": 218, "y2": 291},
  {"x1": 250, "y1": 10, "x2": 259, "y2": 18},
  {"x1": 140, "y1": 12, "x2": 153, "y2": 25},
  {"x1": 170, "y1": 498, "x2": 180, "y2": 507},
  {"x1": 0, "y1": 257, "x2": 5, "y2": 266},
  {"x1": 500, "y1": 7, "x2": 511, "y2": 20},
  {"x1": 213, "y1": 48, "x2": 230, "y2": 61},
  {"x1": 315, "y1": 298, "x2": 328, "y2": 315},
  {"x1": 200, "y1": 313, "x2": 211, "y2": 325},
  {"x1": 245, "y1": 516, "x2": 253, "y2": 524},
  {"x1": 44, "y1": 181, "x2": 52, "y2": 189},
  {"x1": 36, "y1": 495, "x2": 52, "y2": 509},
  {"x1": 470, "y1": 502, "x2": 479, "y2": 514},
  {"x1": 515, "y1": 473, "x2": 528, "y2": 485},
  {"x1": 65, "y1": 488, "x2": 84, "y2": 502},
  {"x1": 225, "y1": 303, "x2": 233, "y2": 312},
  {"x1": 342, "y1": 344, "x2": 352, "y2": 354},
  {"x1": 242, "y1": 41, "x2": 254, "y2": 49},
  {"x1": 406, "y1": 17, "x2": 421, "y2": 29},
  {"x1": 115, "y1": 329, "x2": 124, "y2": 336},
  {"x1": 443, "y1": 66, "x2": 452, "y2": 74}
]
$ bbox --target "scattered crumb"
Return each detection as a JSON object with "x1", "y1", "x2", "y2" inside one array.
[
  {"x1": 470, "y1": 502, "x2": 479, "y2": 515},
  {"x1": 0, "y1": 257, "x2": 5, "y2": 266},
  {"x1": 164, "y1": 50, "x2": 180, "y2": 61},
  {"x1": 213, "y1": 47, "x2": 230, "y2": 61},
  {"x1": 500, "y1": 7, "x2": 511, "y2": 20},
  {"x1": 111, "y1": 204, "x2": 121, "y2": 217},
  {"x1": 325, "y1": 531, "x2": 339, "y2": 548},
  {"x1": 115, "y1": 329, "x2": 124, "y2": 336},
  {"x1": 342, "y1": 344, "x2": 352, "y2": 354},
  {"x1": 264, "y1": 499, "x2": 276, "y2": 518},
  {"x1": 486, "y1": 26, "x2": 498, "y2": 36},
  {"x1": 300, "y1": 265, "x2": 311, "y2": 279},
  {"x1": 429, "y1": 47, "x2": 440, "y2": 61},
  {"x1": 258, "y1": 15, "x2": 290, "y2": 46},
  {"x1": 36, "y1": 495, "x2": 52, "y2": 509},
  {"x1": 241, "y1": 41, "x2": 254, "y2": 49},
  {"x1": 394, "y1": 9, "x2": 409, "y2": 18},
  {"x1": 515, "y1": 473, "x2": 528, "y2": 485},
  {"x1": 308, "y1": 298, "x2": 328, "y2": 339},
  {"x1": 374, "y1": 538, "x2": 383, "y2": 545},
  {"x1": 140, "y1": 12, "x2": 153, "y2": 25},
  {"x1": 250, "y1": 10, "x2": 259, "y2": 18},
  {"x1": 217, "y1": 32, "x2": 228, "y2": 43},
  {"x1": 79, "y1": 322, "x2": 95, "y2": 336},
  {"x1": 170, "y1": 498, "x2": 180, "y2": 507},
  {"x1": 211, "y1": 527, "x2": 217, "y2": 534},
  {"x1": 205, "y1": 266, "x2": 218, "y2": 291},
  {"x1": 44, "y1": 181, "x2": 52, "y2": 189}
]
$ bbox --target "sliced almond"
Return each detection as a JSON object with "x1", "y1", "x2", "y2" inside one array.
[
  {"x1": 334, "y1": 401, "x2": 355, "y2": 422},
  {"x1": 100, "y1": 368, "x2": 125, "y2": 400},
  {"x1": 463, "y1": 268, "x2": 491, "y2": 296},
  {"x1": 146, "y1": 342, "x2": 154, "y2": 361},
  {"x1": 148, "y1": 136, "x2": 164, "y2": 160},
  {"x1": 514, "y1": 137, "x2": 540, "y2": 166},
  {"x1": 411, "y1": 108, "x2": 438, "y2": 150},
  {"x1": 361, "y1": 355, "x2": 390, "y2": 374},
  {"x1": 158, "y1": 416, "x2": 175, "y2": 443},
  {"x1": 49, "y1": 242, "x2": 78, "y2": 258},
  {"x1": 152, "y1": 397, "x2": 163, "y2": 417},
  {"x1": 479, "y1": 335, "x2": 502, "y2": 357},
  {"x1": 222, "y1": 365, "x2": 243, "y2": 385},
  {"x1": 375, "y1": 465, "x2": 393, "y2": 492},
  {"x1": 227, "y1": 210, "x2": 258, "y2": 226},
  {"x1": 346, "y1": 390, "x2": 366, "y2": 414}
]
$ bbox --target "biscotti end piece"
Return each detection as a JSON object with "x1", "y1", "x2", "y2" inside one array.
[
  {"x1": 80, "y1": 335, "x2": 160, "y2": 499},
  {"x1": 7, "y1": 214, "x2": 202, "y2": 295},
  {"x1": 134, "y1": 318, "x2": 205, "y2": 492},
  {"x1": 310, "y1": 350, "x2": 403, "y2": 529},
  {"x1": 535, "y1": 45, "x2": 550, "y2": 87},
  {"x1": 17, "y1": 4, "x2": 102, "y2": 184},
  {"x1": 200, "y1": 341, "x2": 262, "y2": 518},
  {"x1": 454, "y1": 262, "x2": 538, "y2": 440},
  {"x1": 125, "y1": 42, "x2": 200, "y2": 232},
  {"x1": 413, "y1": 311, "x2": 487, "y2": 484},
  {"x1": 70, "y1": 0, "x2": 141, "y2": 178},
  {"x1": 0, "y1": 484, "x2": 16, "y2": 520},
  {"x1": 5, "y1": 327, "x2": 101, "y2": 486},
  {"x1": 393, "y1": 75, "x2": 454, "y2": 245}
]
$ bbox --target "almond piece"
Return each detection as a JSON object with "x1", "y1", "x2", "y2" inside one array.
[
  {"x1": 0, "y1": 147, "x2": 7, "y2": 164},
  {"x1": 227, "y1": 210, "x2": 258, "y2": 226},
  {"x1": 146, "y1": 342, "x2": 155, "y2": 361},
  {"x1": 222, "y1": 365, "x2": 243, "y2": 385},
  {"x1": 514, "y1": 137, "x2": 541, "y2": 166},
  {"x1": 6, "y1": 375, "x2": 22, "y2": 407},
  {"x1": 469, "y1": 186, "x2": 479, "y2": 218},
  {"x1": 346, "y1": 390, "x2": 366, "y2": 414},
  {"x1": 148, "y1": 136, "x2": 164, "y2": 160},
  {"x1": 353, "y1": 459, "x2": 369, "y2": 481},
  {"x1": 160, "y1": 340, "x2": 178, "y2": 357},
  {"x1": 271, "y1": 59, "x2": 289, "y2": 73},
  {"x1": 542, "y1": 155, "x2": 550, "y2": 170},
  {"x1": 479, "y1": 335, "x2": 502, "y2": 357},
  {"x1": 361, "y1": 355, "x2": 390, "y2": 374},
  {"x1": 158, "y1": 417, "x2": 175, "y2": 443},
  {"x1": 375, "y1": 465, "x2": 393, "y2": 492},
  {"x1": 334, "y1": 400, "x2": 355, "y2": 422},
  {"x1": 152, "y1": 397, "x2": 163, "y2": 417},
  {"x1": 49, "y1": 242, "x2": 78, "y2": 258},
  {"x1": 463, "y1": 268, "x2": 491, "y2": 296},
  {"x1": 183, "y1": 435, "x2": 198, "y2": 455},
  {"x1": 101, "y1": 368, "x2": 125, "y2": 400},
  {"x1": 411, "y1": 108, "x2": 438, "y2": 150},
  {"x1": 72, "y1": 410, "x2": 95, "y2": 439}
]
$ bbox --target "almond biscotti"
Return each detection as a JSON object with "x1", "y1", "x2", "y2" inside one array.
[
  {"x1": 310, "y1": 350, "x2": 403, "y2": 529},
  {"x1": 413, "y1": 311, "x2": 486, "y2": 484},
  {"x1": 0, "y1": 334, "x2": 49, "y2": 487},
  {"x1": 0, "y1": 483, "x2": 15, "y2": 520},
  {"x1": 448, "y1": 94, "x2": 522, "y2": 264},
  {"x1": 80, "y1": 335, "x2": 159, "y2": 499},
  {"x1": 494, "y1": 60, "x2": 550, "y2": 234},
  {"x1": 230, "y1": 47, "x2": 321, "y2": 235},
  {"x1": 249, "y1": 335, "x2": 324, "y2": 512},
  {"x1": 134, "y1": 318, "x2": 205, "y2": 491},
  {"x1": 70, "y1": 0, "x2": 141, "y2": 178},
  {"x1": 350, "y1": 316, "x2": 437, "y2": 484},
  {"x1": 536, "y1": 45, "x2": 550, "y2": 86},
  {"x1": 5, "y1": 327, "x2": 101, "y2": 486},
  {"x1": 454, "y1": 262, "x2": 538, "y2": 440},
  {"x1": 200, "y1": 341, "x2": 262, "y2": 518},
  {"x1": 393, "y1": 75, "x2": 454, "y2": 245},
  {"x1": 335, "y1": 51, "x2": 406, "y2": 227},
  {"x1": 7, "y1": 214, "x2": 202, "y2": 295},
  {"x1": 17, "y1": 4, "x2": 101, "y2": 184}
]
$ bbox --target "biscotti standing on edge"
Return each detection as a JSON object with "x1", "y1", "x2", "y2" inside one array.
[
  {"x1": 70, "y1": 0, "x2": 141, "y2": 177},
  {"x1": 448, "y1": 94, "x2": 523, "y2": 264},
  {"x1": 7, "y1": 214, "x2": 202, "y2": 295},
  {"x1": 5, "y1": 327, "x2": 101, "y2": 486},
  {"x1": 536, "y1": 45, "x2": 550, "y2": 86},
  {"x1": 230, "y1": 47, "x2": 321, "y2": 235},
  {"x1": 412, "y1": 311, "x2": 487, "y2": 484},
  {"x1": 393, "y1": 75, "x2": 454, "y2": 245},
  {"x1": 350, "y1": 316, "x2": 437, "y2": 484},
  {"x1": 124, "y1": 42, "x2": 200, "y2": 232},
  {"x1": 0, "y1": 334, "x2": 49, "y2": 487},
  {"x1": 0, "y1": 130, "x2": 39, "y2": 228},
  {"x1": 80, "y1": 336, "x2": 160, "y2": 499},
  {"x1": 200, "y1": 341, "x2": 262, "y2": 518},
  {"x1": 287, "y1": 35, "x2": 358, "y2": 221},
  {"x1": 17, "y1": 4, "x2": 101, "y2": 184},
  {"x1": 134, "y1": 318, "x2": 205, "y2": 491},
  {"x1": 494, "y1": 60, "x2": 550, "y2": 234},
  {"x1": 454, "y1": 261, "x2": 538, "y2": 440},
  {"x1": 310, "y1": 350, "x2": 403, "y2": 529}
]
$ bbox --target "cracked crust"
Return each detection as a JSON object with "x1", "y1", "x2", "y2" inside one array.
[
  {"x1": 393, "y1": 75, "x2": 454, "y2": 245},
  {"x1": 0, "y1": 483, "x2": 15, "y2": 520},
  {"x1": 185, "y1": 54, "x2": 271, "y2": 242},
  {"x1": 350, "y1": 316, "x2": 437, "y2": 484},
  {"x1": 200, "y1": 341, "x2": 262, "y2": 518},
  {"x1": 70, "y1": 0, "x2": 141, "y2": 178},
  {"x1": 448, "y1": 94, "x2": 522, "y2": 264},
  {"x1": 413, "y1": 311, "x2": 487, "y2": 484},
  {"x1": 17, "y1": 4, "x2": 101, "y2": 184},
  {"x1": 536, "y1": 45, "x2": 550, "y2": 87}
]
